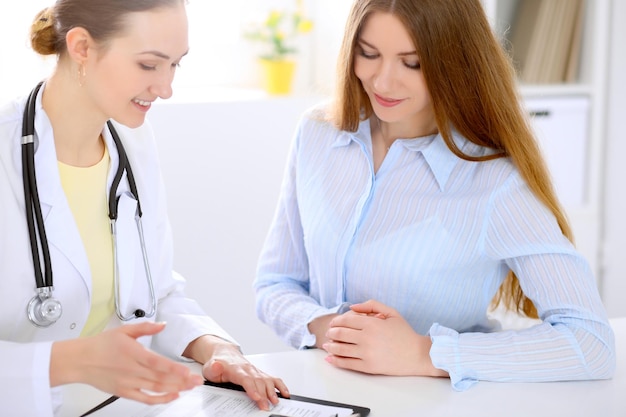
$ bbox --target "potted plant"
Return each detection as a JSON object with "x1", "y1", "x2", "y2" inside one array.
[{"x1": 243, "y1": 0, "x2": 313, "y2": 95}]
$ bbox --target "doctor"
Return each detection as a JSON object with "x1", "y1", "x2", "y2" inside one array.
[{"x1": 0, "y1": 0, "x2": 289, "y2": 416}]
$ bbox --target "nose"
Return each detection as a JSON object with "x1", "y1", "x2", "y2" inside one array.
[
  {"x1": 150, "y1": 69, "x2": 175, "y2": 100},
  {"x1": 372, "y1": 60, "x2": 396, "y2": 93}
]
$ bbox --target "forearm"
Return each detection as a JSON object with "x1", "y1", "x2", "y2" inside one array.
[
  {"x1": 255, "y1": 283, "x2": 335, "y2": 348},
  {"x1": 153, "y1": 296, "x2": 238, "y2": 359},
  {"x1": 182, "y1": 334, "x2": 240, "y2": 365},
  {"x1": 50, "y1": 338, "x2": 87, "y2": 386},
  {"x1": 429, "y1": 320, "x2": 615, "y2": 390}
]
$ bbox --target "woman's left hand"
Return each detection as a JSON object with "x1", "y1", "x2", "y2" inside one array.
[
  {"x1": 184, "y1": 335, "x2": 289, "y2": 411},
  {"x1": 323, "y1": 299, "x2": 448, "y2": 377}
]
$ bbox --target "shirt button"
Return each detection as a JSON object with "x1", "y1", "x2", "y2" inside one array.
[{"x1": 70, "y1": 323, "x2": 76, "y2": 330}]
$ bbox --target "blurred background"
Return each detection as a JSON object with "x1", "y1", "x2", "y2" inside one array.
[{"x1": 1, "y1": 0, "x2": 624, "y2": 355}]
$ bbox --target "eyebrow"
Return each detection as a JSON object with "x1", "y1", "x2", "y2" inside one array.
[
  {"x1": 358, "y1": 39, "x2": 417, "y2": 56},
  {"x1": 137, "y1": 49, "x2": 189, "y2": 60}
]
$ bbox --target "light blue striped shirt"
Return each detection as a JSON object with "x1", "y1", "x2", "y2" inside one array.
[{"x1": 254, "y1": 105, "x2": 615, "y2": 390}]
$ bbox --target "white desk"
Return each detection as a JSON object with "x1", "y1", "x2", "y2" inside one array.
[{"x1": 61, "y1": 317, "x2": 626, "y2": 417}]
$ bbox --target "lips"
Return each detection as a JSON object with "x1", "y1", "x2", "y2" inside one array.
[
  {"x1": 134, "y1": 98, "x2": 152, "y2": 107},
  {"x1": 374, "y1": 93, "x2": 403, "y2": 108},
  {"x1": 132, "y1": 98, "x2": 152, "y2": 112}
]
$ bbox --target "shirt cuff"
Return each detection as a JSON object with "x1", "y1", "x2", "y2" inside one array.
[{"x1": 429, "y1": 323, "x2": 478, "y2": 391}]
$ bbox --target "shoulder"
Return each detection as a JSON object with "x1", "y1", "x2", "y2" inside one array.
[
  {"x1": 475, "y1": 155, "x2": 539, "y2": 211},
  {"x1": 298, "y1": 100, "x2": 330, "y2": 124},
  {"x1": 0, "y1": 96, "x2": 26, "y2": 162},
  {"x1": 443, "y1": 132, "x2": 521, "y2": 192},
  {"x1": 294, "y1": 100, "x2": 347, "y2": 143},
  {"x1": 473, "y1": 156, "x2": 525, "y2": 202},
  {"x1": 0, "y1": 95, "x2": 25, "y2": 138}
]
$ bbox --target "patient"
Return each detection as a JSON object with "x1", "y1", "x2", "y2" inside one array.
[{"x1": 253, "y1": 0, "x2": 615, "y2": 390}]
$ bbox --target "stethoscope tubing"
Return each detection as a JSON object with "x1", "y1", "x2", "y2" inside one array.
[
  {"x1": 107, "y1": 120, "x2": 143, "y2": 219},
  {"x1": 22, "y1": 81, "x2": 53, "y2": 290},
  {"x1": 107, "y1": 120, "x2": 155, "y2": 320},
  {"x1": 21, "y1": 81, "x2": 156, "y2": 326}
]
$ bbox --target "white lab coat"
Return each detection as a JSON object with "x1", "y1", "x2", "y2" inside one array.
[{"x1": 0, "y1": 87, "x2": 235, "y2": 416}]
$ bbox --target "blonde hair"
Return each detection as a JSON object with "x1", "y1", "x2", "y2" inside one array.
[{"x1": 331, "y1": 0, "x2": 574, "y2": 318}]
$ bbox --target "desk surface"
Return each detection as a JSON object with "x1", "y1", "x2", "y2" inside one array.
[{"x1": 61, "y1": 317, "x2": 626, "y2": 417}]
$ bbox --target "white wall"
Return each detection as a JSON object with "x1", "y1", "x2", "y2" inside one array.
[
  {"x1": 0, "y1": 0, "x2": 55, "y2": 103},
  {"x1": 0, "y1": 1, "x2": 347, "y2": 102},
  {"x1": 148, "y1": 93, "x2": 323, "y2": 354},
  {"x1": 600, "y1": 0, "x2": 626, "y2": 318}
]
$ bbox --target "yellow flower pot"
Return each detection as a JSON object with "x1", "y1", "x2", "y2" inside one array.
[{"x1": 259, "y1": 59, "x2": 296, "y2": 95}]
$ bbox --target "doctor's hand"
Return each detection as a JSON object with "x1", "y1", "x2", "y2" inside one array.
[
  {"x1": 184, "y1": 335, "x2": 290, "y2": 411},
  {"x1": 322, "y1": 299, "x2": 448, "y2": 378},
  {"x1": 50, "y1": 322, "x2": 203, "y2": 405}
]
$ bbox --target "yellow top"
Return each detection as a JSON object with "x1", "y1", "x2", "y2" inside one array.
[{"x1": 58, "y1": 147, "x2": 114, "y2": 337}]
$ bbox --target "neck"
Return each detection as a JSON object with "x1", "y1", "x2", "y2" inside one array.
[
  {"x1": 42, "y1": 68, "x2": 107, "y2": 167},
  {"x1": 375, "y1": 114, "x2": 438, "y2": 149}
]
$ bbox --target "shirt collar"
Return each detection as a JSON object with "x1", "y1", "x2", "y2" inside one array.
[
  {"x1": 331, "y1": 117, "x2": 373, "y2": 148},
  {"x1": 416, "y1": 132, "x2": 463, "y2": 191},
  {"x1": 332, "y1": 118, "x2": 471, "y2": 191}
]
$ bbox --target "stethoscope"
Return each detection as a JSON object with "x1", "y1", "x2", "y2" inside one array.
[{"x1": 22, "y1": 81, "x2": 157, "y2": 328}]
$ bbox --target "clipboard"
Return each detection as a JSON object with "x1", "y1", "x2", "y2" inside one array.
[
  {"x1": 204, "y1": 380, "x2": 371, "y2": 417},
  {"x1": 80, "y1": 381, "x2": 370, "y2": 417}
]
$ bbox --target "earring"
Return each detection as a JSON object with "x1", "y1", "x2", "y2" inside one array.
[{"x1": 78, "y1": 64, "x2": 86, "y2": 87}]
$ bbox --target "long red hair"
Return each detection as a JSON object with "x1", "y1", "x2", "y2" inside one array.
[{"x1": 330, "y1": 0, "x2": 574, "y2": 318}]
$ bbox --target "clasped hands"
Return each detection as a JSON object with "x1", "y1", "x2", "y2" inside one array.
[{"x1": 317, "y1": 299, "x2": 447, "y2": 377}]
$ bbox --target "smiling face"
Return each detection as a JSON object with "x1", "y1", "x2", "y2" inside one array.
[
  {"x1": 84, "y1": 3, "x2": 189, "y2": 128},
  {"x1": 354, "y1": 12, "x2": 436, "y2": 136}
]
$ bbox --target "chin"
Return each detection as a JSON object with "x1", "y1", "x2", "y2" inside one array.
[
  {"x1": 114, "y1": 115, "x2": 147, "y2": 129},
  {"x1": 126, "y1": 120, "x2": 146, "y2": 129}
]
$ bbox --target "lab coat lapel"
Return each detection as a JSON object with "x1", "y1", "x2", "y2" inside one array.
[{"x1": 32, "y1": 102, "x2": 92, "y2": 291}]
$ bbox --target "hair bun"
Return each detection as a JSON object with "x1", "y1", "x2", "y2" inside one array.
[{"x1": 30, "y1": 7, "x2": 58, "y2": 56}]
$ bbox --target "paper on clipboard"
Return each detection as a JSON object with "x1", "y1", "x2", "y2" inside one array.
[{"x1": 86, "y1": 383, "x2": 354, "y2": 417}]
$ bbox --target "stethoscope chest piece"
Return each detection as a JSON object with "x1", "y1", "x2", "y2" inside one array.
[{"x1": 27, "y1": 287, "x2": 63, "y2": 327}]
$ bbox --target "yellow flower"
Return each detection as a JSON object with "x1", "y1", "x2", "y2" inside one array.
[
  {"x1": 243, "y1": 0, "x2": 314, "y2": 61},
  {"x1": 265, "y1": 10, "x2": 283, "y2": 28},
  {"x1": 297, "y1": 19, "x2": 313, "y2": 33}
]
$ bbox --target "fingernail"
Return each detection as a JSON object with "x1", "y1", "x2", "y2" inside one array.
[{"x1": 325, "y1": 355, "x2": 332, "y2": 363}]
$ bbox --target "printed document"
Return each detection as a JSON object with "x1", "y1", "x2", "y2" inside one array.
[{"x1": 88, "y1": 384, "x2": 354, "y2": 417}]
